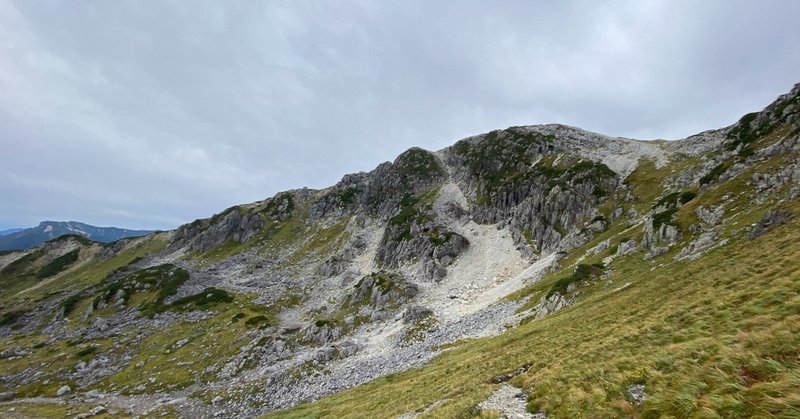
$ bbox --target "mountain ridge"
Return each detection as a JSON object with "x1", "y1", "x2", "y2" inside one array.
[{"x1": 0, "y1": 221, "x2": 156, "y2": 251}]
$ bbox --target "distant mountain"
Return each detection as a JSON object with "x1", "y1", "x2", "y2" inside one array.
[
  {"x1": 0, "y1": 228, "x2": 23, "y2": 237},
  {"x1": 0, "y1": 221, "x2": 155, "y2": 251}
]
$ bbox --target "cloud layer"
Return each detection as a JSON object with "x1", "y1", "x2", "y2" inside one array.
[{"x1": 2, "y1": 0, "x2": 799, "y2": 230}]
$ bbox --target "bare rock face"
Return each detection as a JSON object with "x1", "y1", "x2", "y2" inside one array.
[
  {"x1": 376, "y1": 221, "x2": 469, "y2": 280},
  {"x1": 442, "y1": 127, "x2": 622, "y2": 258},
  {"x1": 534, "y1": 292, "x2": 571, "y2": 320},
  {"x1": 301, "y1": 322, "x2": 342, "y2": 346},
  {"x1": 643, "y1": 200, "x2": 682, "y2": 250},
  {"x1": 644, "y1": 246, "x2": 669, "y2": 260},
  {"x1": 348, "y1": 271, "x2": 419, "y2": 310},
  {"x1": 169, "y1": 190, "x2": 305, "y2": 253},
  {"x1": 617, "y1": 239, "x2": 638, "y2": 256},
  {"x1": 403, "y1": 306, "x2": 433, "y2": 324},
  {"x1": 312, "y1": 147, "x2": 449, "y2": 222},
  {"x1": 170, "y1": 206, "x2": 264, "y2": 253},
  {"x1": 643, "y1": 221, "x2": 681, "y2": 249},
  {"x1": 335, "y1": 339, "x2": 360, "y2": 358},
  {"x1": 696, "y1": 205, "x2": 724, "y2": 228},
  {"x1": 749, "y1": 210, "x2": 794, "y2": 240}
]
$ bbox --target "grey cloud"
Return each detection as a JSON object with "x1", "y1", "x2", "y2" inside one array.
[{"x1": 1, "y1": 0, "x2": 799, "y2": 230}]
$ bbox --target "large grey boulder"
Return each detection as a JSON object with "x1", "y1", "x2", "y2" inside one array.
[
  {"x1": 534, "y1": 292, "x2": 571, "y2": 320},
  {"x1": 56, "y1": 385, "x2": 71, "y2": 397}
]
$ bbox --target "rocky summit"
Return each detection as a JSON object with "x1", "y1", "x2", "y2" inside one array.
[{"x1": 1, "y1": 84, "x2": 800, "y2": 418}]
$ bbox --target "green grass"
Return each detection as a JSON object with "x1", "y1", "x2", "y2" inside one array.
[{"x1": 287, "y1": 218, "x2": 351, "y2": 266}]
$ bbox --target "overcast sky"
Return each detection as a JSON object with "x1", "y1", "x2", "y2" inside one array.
[{"x1": 2, "y1": 0, "x2": 799, "y2": 230}]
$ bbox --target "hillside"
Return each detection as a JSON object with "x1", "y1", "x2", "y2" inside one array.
[
  {"x1": 0, "y1": 221, "x2": 155, "y2": 251},
  {"x1": 0, "y1": 83, "x2": 798, "y2": 418}
]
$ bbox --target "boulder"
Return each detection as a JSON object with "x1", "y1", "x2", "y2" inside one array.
[
  {"x1": 749, "y1": 210, "x2": 793, "y2": 240},
  {"x1": 403, "y1": 306, "x2": 433, "y2": 324},
  {"x1": 56, "y1": 385, "x2": 71, "y2": 397}
]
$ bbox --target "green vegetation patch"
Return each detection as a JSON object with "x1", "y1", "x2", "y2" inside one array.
[
  {"x1": 91, "y1": 264, "x2": 190, "y2": 316},
  {"x1": 36, "y1": 249, "x2": 80, "y2": 279},
  {"x1": 61, "y1": 293, "x2": 84, "y2": 316},
  {"x1": 0, "y1": 309, "x2": 27, "y2": 326},
  {"x1": 75, "y1": 346, "x2": 97, "y2": 358},
  {"x1": 548, "y1": 263, "x2": 605, "y2": 297},
  {"x1": 314, "y1": 319, "x2": 336, "y2": 328},
  {"x1": 394, "y1": 147, "x2": 446, "y2": 180},
  {"x1": 337, "y1": 187, "x2": 360, "y2": 205},
  {"x1": 700, "y1": 163, "x2": 729, "y2": 186},
  {"x1": 652, "y1": 208, "x2": 679, "y2": 229},
  {"x1": 245, "y1": 315, "x2": 271, "y2": 328},
  {"x1": 387, "y1": 193, "x2": 435, "y2": 242},
  {"x1": 455, "y1": 130, "x2": 614, "y2": 206},
  {"x1": 427, "y1": 228, "x2": 455, "y2": 246},
  {"x1": 172, "y1": 287, "x2": 234, "y2": 310},
  {"x1": 723, "y1": 110, "x2": 787, "y2": 157},
  {"x1": 566, "y1": 160, "x2": 616, "y2": 180},
  {"x1": 355, "y1": 271, "x2": 398, "y2": 296},
  {"x1": 678, "y1": 191, "x2": 697, "y2": 204},
  {"x1": 0, "y1": 250, "x2": 44, "y2": 279},
  {"x1": 260, "y1": 192, "x2": 295, "y2": 219},
  {"x1": 453, "y1": 129, "x2": 554, "y2": 196},
  {"x1": 652, "y1": 190, "x2": 697, "y2": 210}
]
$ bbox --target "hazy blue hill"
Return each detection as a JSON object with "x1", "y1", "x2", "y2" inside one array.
[
  {"x1": 0, "y1": 221, "x2": 155, "y2": 251},
  {"x1": 0, "y1": 228, "x2": 23, "y2": 236}
]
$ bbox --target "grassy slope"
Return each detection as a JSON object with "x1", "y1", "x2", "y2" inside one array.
[{"x1": 267, "y1": 201, "x2": 799, "y2": 418}]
